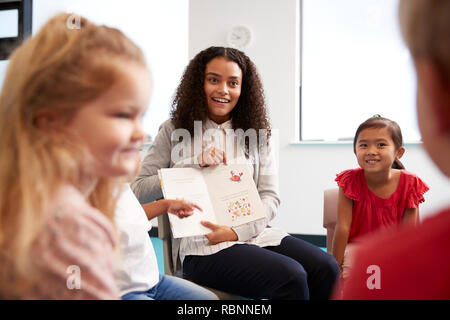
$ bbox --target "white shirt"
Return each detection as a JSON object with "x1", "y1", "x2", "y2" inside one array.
[
  {"x1": 178, "y1": 118, "x2": 288, "y2": 263},
  {"x1": 114, "y1": 184, "x2": 159, "y2": 296}
]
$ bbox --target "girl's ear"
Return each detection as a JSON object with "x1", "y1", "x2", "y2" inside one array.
[
  {"x1": 34, "y1": 111, "x2": 59, "y2": 130},
  {"x1": 396, "y1": 146, "x2": 406, "y2": 160}
]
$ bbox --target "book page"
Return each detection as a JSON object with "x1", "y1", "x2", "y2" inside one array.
[
  {"x1": 158, "y1": 168, "x2": 216, "y2": 238},
  {"x1": 202, "y1": 163, "x2": 266, "y2": 227}
]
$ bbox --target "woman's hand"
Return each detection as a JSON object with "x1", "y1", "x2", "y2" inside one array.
[
  {"x1": 197, "y1": 147, "x2": 227, "y2": 167},
  {"x1": 201, "y1": 221, "x2": 238, "y2": 245},
  {"x1": 167, "y1": 199, "x2": 202, "y2": 219}
]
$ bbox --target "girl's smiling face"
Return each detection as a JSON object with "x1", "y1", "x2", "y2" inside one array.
[
  {"x1": 355, "y1": 127, "x2": 405, "y2": 173},
  {"x1": 66, "y1": 61, "x2": 151, "y2": 178},
  {"x1": 204, "y1": 57, "x2": 242, "y2": 124}
]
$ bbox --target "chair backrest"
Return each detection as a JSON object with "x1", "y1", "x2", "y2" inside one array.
[{"x1": 323, "y1": 188, "x2": 339, "y2": 253}]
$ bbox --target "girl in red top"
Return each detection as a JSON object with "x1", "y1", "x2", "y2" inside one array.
[{"x1": 332, "y1": 116, "x2": 429, "y2": 278}]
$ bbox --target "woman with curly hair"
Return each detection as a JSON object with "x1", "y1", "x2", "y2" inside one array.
[{"x1": 132, "y1": 46, "x2": 339, "y2": 299}]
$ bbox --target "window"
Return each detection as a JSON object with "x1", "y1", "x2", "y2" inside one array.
[
  {"x1": 0, "y1": 0, "x2": 32, "y2": 91},
  {"x1": 300, "y1": 0, "x2": 420, "y2": 142},
  {"x1": 0, "y1": 0, "x2": 32, "y2": 60},
  {"x1": 0, "y1": 9, "x2": 19, "y2": 38}
]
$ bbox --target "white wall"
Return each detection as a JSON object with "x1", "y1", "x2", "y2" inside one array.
[
  {"x1": 189, "y1": 0, "x2": 450, "y2": 235},
  {"x1": 33, "y1": 0, "x2": 188, "y2": 140},
  {"x1": 1, "y1": 0, "x2": 187, "y2": 228},
  {"x1": 2, "y1": 0, "x2": 449, "y2": 235}
]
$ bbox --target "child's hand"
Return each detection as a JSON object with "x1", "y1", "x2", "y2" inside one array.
[
  {"x1": 167, "y1": 199, "x2": 202, "y2": 219},
  {"x1": 197, "y1": 147, "x2": 227, "y2": 167}
]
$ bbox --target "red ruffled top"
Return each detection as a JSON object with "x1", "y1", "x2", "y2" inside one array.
[{"x1": 335, "y1": 168, "x2": 429, "y2": 243}]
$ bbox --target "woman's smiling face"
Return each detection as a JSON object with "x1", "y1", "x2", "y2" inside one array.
[{"x1": 204, "y1": 57, "x2": 243, "y2": 124}]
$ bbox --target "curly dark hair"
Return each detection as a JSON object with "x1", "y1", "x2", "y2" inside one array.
[{"x1": 170, "y1": 46, "x2": 271, "y2": 153}]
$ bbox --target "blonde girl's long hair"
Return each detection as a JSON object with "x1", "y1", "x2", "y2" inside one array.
[{"x1": 0, "y1": 13, "x2": 146, "y2": 296}]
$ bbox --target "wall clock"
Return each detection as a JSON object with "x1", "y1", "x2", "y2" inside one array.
[{"x1": 227, "y1": 25, "x2": 252, "y2": 50}]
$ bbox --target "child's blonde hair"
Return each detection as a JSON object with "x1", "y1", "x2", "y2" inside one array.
[
  {"x1": 0, "y1": 13, "x2": 147, "y2": 296},
  {"x1": 399, "y1": 0, "x2": 450, "y2": 82}
]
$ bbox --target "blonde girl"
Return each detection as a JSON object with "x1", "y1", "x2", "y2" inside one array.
[{"x1": 0, "y1": 13, "x2": 151, "y2": 299}]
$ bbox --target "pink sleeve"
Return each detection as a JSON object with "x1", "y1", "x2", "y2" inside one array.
[{"x1": 29, "y1": 204, "x2": 119, "y2": 299}]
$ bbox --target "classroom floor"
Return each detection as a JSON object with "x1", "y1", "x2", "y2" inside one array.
[{"x1": 150, "y1": 237, "x2": 327, "y2": 275}]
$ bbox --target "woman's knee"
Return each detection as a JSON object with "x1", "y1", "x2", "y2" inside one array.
[
  {"x1": 271, "y1": 260, "x2": 310, "y2": 299},
  {"x1": 317, "y1": 253, "x2": 340, "y2": 280},
  {"x1": 288, "y1": 266, "x2": 309, "y2": 292}
]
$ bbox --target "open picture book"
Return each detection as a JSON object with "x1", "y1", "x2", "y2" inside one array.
[{"x1": 158, "y1": 163, "x2": 266, "y2": 238}]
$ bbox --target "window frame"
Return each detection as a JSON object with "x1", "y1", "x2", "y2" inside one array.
[
  {"x1": 0, "y1": 0, "x2": 32, "y2": 60},
  {"x1": 297, "y1": 0, "x2": 421, "y2": 144}
]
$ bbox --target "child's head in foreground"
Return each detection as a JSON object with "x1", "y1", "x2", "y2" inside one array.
[
  {"x1": 0, "y1": 13, "x2": 151, "y2": 294},
  {"x1": 399, "y1": 0, "x2": 450, "y2": 176}
]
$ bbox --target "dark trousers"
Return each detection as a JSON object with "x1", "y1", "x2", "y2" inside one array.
[{"x1": 183, "y1": 236, "x2": 340, "y2": 300}]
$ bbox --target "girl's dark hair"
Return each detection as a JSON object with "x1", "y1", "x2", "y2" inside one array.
[
  {"x1": 170, "y1": 46, "x2": 271, "y2": 154},
  {"x1": 353, "y1": 116, "x2": 405, "y2": 169}
]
